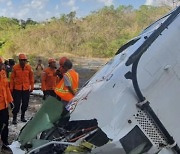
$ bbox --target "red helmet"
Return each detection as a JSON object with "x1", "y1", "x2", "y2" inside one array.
[
  {"x1": 59, "y1": 57, "x2": 67, "y2": 66},
  {"x1": 19, "y1": 53, "x2": 27, "y2": 60},
  {"x1": 0, "y1": 57, "x2": 3, "y2": 63},
  {"x1": 48, "y1": 58, "x2": 56, "y2": 64}
]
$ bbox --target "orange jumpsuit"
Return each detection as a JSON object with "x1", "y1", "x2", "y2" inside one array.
[
  {"x1": 10, "y1": 64, "x2": 34, "y2": 91},
  {"x1": 0, "y1": 70, "x2": 13, "y2": 110},
  {"x1": 41, "y1": 67, "x2": 59, "y2": 99},
  {"x1": 10, "y1": 63, "x2": 34, "y2": 116},
  {"x1": 0, "y1": 69, "x2": 13, "y2": 145}
]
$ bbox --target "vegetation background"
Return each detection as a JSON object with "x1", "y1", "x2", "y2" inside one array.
[{"x1": 0, "y1": 5, "x2": 171, "y2": 65}]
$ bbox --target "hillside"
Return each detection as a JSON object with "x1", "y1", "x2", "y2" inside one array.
[{"x1": 0, "y1": 5, "x2": 170, "y2": 61}]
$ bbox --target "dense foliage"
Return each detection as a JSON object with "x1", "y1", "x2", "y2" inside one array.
[{"x1": 0, "y1": 5, "x2": 170, "y2": 58}]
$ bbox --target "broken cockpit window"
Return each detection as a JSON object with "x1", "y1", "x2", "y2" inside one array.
[
  {"x1": 25, "y1": 119, "x2": 110, "y2": 153},
  {"x1": 120, "y1": 125, "x2": 152, "y2": 154},
  {"x1": 17, "y1": 96, "x2": 110, "y2": 153}
]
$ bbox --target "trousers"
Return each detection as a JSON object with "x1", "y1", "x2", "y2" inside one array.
[
  {"x1": 12, "y1": 90, "x2": 30, "y2": 114},
  {"x1": 0, "y1": 108, "x2": 9, "y2": 144}
]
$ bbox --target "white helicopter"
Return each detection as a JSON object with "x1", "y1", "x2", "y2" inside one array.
[{"x1": 10, "y1": 6, "x2": 180, "y2": 154}]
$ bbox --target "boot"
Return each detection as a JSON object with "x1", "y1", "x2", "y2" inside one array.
[
  {"x1": 21, "y1": 112, "x2": 27, "y2": 122},
  {"x1": 12, "y1": 114, "x2": 17, "y2": 125}
]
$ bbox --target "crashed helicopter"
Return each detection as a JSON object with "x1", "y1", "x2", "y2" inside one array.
[{"x1": 10, "y1": 6, "x2": 180, "y2": 154}]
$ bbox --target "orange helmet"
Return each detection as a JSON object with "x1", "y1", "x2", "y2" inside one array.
[
  {"x1": 59, "y1": 57, "x2": 67, "y2": 66},
  {"x1": 0, "y1": 57, "x2": 3, "y2": 63},
  {"x1": 48, "y1": 58, "x2": 56, "y2": 64},
  {"x1": 19, "y1": 53, "x2": 27, "y2": 60}
]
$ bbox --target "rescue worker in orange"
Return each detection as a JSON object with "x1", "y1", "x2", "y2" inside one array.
[
  {"x1": 0, "y1": 59, "x2": 13, "y2": 153},
  {"x1": 41, "y1": 58, "x2": 58, "y2": 100},
  {"x1": 55, "y1": 58, "x2": 79, "y2": 105},
  {"x1": 10, "y1": 54, "x2": 34, "y2": 124}
]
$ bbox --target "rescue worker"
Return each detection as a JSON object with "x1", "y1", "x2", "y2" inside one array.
[
  {"x1": 7, "y1": 59, "x2": 15, "y2": 83},
  {"x1": 55, "y1": 59, "x2": 79, "y2": 105},
  {"x1": 10, "y1": 53, "x2": 34, "y2": 124},
  {"x1": 4, "y1": 60, "x2": 10, "y2": 78},
  {"x1": 35, "y1": 59, "x2": 44, "y2": 83},
  {"x1": 41, "y1": 58, "x2": 58, "y2": 100},
  {"x1": 55, "y1": 56, "x2": 68, "y2": 79},
  {"x1": 0, "y1": 60, "x2": 13, "y2": 153}
]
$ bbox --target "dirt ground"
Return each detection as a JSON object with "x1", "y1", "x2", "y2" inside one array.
[{"x1": 6, "y1": 57, "x2": 108, "y2": 146}]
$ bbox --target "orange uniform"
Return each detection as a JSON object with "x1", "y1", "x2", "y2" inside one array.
[
  {"x1": 0, "y1": 68, "x2": 13, "y2": 150},
  {"x1": 41, "y1": 67, "x2": 58, "y2": 91},
  {"x1": 10, "y1": 64, "x2": 34, "y2": 91},
  {"x1": 0, "y1": 70, "x2": 13, "y2": 110},
  {"x1": 55, "y1": 69, "x2": 79, "y2": 102}
]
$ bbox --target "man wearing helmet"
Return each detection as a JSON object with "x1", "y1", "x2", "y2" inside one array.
[
  {"x1": 10, "y1": 53, "x2": 34, "y2": 124},
  {"x1": 55, "y1": 58, "x2": 79, "y2": 104},
  {"x1": 41, "y1": 58, "x2": 59, "y2": 100}
]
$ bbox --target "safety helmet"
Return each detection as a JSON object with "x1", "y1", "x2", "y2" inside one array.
[
  {"x1": 19, "y1": 53, "x2": 27, "y2": 60},
  {"x1": 0, "y1": 57, "x2": 3, "y2": 63},
  {"x1": 48, "y1": 58, "x2": 56, "y2": 64},
  {"x1": 59, "y1": 57, "x2": 67, "y2": 66}
]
